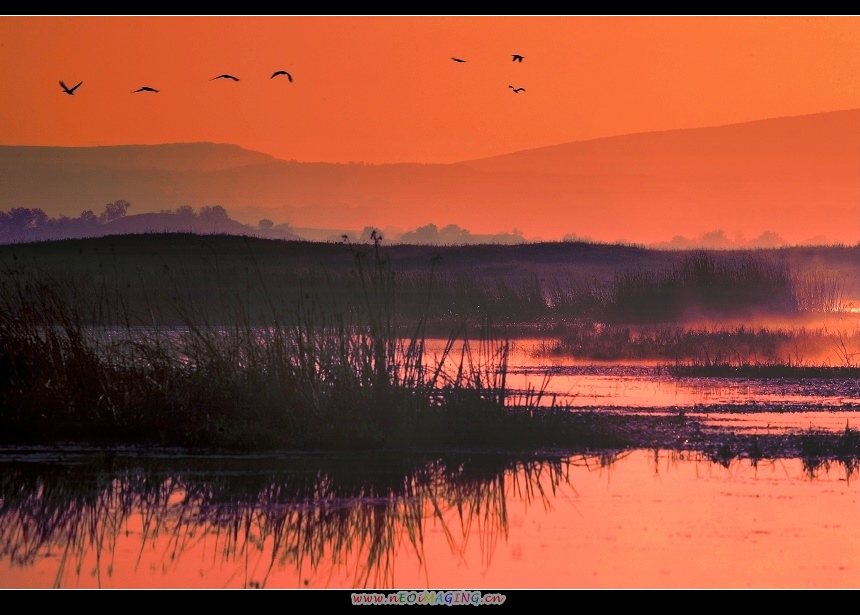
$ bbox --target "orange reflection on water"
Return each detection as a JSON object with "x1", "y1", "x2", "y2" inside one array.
[
  {"x1": 0, "y1": 451, "x2": 857, "y2": 589},
  {"x1": 426, "y1": 337, "x2": 860, "y2": 434}
]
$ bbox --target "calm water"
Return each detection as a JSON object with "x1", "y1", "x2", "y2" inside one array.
[
  {"x1": 0, "y1": 448, "x2": 856, "y2": 589},
  {"x1": 2, "y1": 336, "x2": 859, "y2": 589},
  {"x1": 431, "y1": 338, "x2": 860, "y2": 435}
]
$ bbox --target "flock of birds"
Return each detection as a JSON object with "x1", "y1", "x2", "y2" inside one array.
[
  {"x1": 59, "y1": 70, "x2": 293, "y2": 96},
  {"x1": 59, "y1": 54, "x2": 524, "y2": 96},
  {"x1": 452, "y1": 53, "x2": 526, "y2": 93}
]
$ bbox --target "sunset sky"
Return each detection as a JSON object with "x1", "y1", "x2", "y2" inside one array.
[{"x1": 4, "y1": 15, "x2": 860, "y2": 165}]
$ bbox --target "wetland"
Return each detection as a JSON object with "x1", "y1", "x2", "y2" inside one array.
[{"x1": 1, "y1": 233, "x2": 858, "y2": 588}]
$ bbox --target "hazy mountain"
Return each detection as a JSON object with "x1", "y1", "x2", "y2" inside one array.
[
  {"x1": 0, "y1": 142, "x2": 279, "y2": 173},
  {"x1": 455, "y1": 108, "x2": 860, "y2": 246},
  {"x1": 2, "y1": 109, "x2": 859, "y2": 245}
]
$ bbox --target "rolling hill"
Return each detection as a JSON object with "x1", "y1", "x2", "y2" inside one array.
[{"x1": 2, "y1": 109, "x2": 860, "y2": 245}]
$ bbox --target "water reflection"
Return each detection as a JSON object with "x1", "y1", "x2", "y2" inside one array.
[
  {"x1": 417, "y1": 338, "x2": 860, "y2": 415},
  {"x1": 0, "y1": 450, "x2": 575, "y2": 589},
  {"x1": 0, "y1": 448, "x2": 858, "y2": 589},
  {"x1": 506, "y1": 363, "x2": 860, "y2": 409}
]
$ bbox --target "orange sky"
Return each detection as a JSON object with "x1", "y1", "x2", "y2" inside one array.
[{"x1": 3, "y1": 15, "x2": 860, "y2": 164}]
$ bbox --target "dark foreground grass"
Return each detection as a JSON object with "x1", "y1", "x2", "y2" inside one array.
[
  {"x1": 1, "y1": 235, "x2": 856, "y2": 453},
  {"x1": 0, "y1": 236, "x2": 588, "y2": 451}
]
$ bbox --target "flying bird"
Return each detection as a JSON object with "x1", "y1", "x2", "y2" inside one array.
[
  {"x1": 60, "y1": 80, "x2": 83, "y2": 95},
  {"x1": 132, "y1": 86, "x2": 159, "y2": 93},
  {"x1": 271, "y1": 70, "x2": 293, "y2": 82},
  {"x1": 512, "y1": 54, "x2": 524, "y2": 62},
  {"x1": 212, "y1": 74, "x2": 239, "y2": 81},
  {"x1": 451, "y1": 57, "x2": 466, "y2": 63},
  {"x1": 509, "y1": 85, "x2": 525, "y2": 93}
]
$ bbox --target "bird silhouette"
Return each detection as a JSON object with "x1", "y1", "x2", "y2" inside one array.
[
  {"x1": 509, "y1": 85, "x2": 525, "y2": 93},
  {"x1": 60, "y1": 80, "x2": 83, "y2": 95},
  {"x1": 512, "y1": 54, "x2": 524, "y2": 62},
  {"x1": 271, "y1": 70, "x2": 293, "y2": 82},
  {"x1": 212, "y1": 74, "x2": 240, "y2": 81},
  {"x1": 132, "y1": 86, "x2": 159, "y2": 93},
  {"x1": 451, "y1": 57, "x2": 466, "y2": 63}
]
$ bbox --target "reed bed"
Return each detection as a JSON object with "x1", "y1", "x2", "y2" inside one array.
[
  {"x1": 1, "y1": 236, "x2": 854, "y2": 450},
  {"x1": 399, "y1": 252, "x2": 849, "y2": 330},
  {"x1": 604, "y1": 252, "x2": 793, "y2": 322},
  {"x1": 546, "y1": 321, "x2": 860, "y2": 364},
  {"x1": 0, "y1": 237, "x2": 572, "y2": 450},
  {"x1": 408, "y1": 254, "x2": 847, "y2": 325},
  {"x1": 666, "y1": 360, "x2": 860, "y2": 378},
  {"x1": 8, "y1": 240, "x2": 847, "y2": 330}
]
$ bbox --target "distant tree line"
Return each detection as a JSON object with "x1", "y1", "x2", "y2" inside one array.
[
  {"x1": 396, "y1": 223, "x2": 527, "y2": 246},
  {"x1": 0, "y1": 202, "x2": 295, "y2": 244},
  {"x1": 0, "y1": 200, "x2": 132, "y2": 243}
]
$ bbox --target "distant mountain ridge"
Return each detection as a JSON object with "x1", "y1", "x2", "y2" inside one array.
[
  {"x1": 0, "y1": 142, "x2": 279, "y2": 173},
  {"x1": 2, "y1": 109, "x2": 859, "y2": 245},
  {"x1": 458, "y1": 108, "x2": 860, "y2": 172}
]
